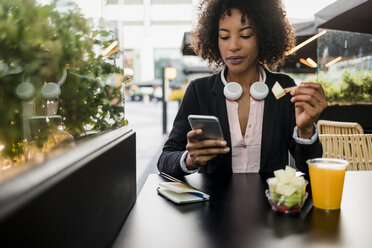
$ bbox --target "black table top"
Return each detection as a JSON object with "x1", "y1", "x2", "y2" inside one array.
[{"x1": 113, "y1": 172, "x2": 372, "y2": 248}]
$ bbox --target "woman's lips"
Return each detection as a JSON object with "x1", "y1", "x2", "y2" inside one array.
[{"x1": 227, "y1": 56, "x2": 245, "y2": 65}]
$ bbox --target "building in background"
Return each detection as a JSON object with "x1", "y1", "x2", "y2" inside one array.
[{"x1": 101, "y1": 0, "x2": 204, "y2": 84}]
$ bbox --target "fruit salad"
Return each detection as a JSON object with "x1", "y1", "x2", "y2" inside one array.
[{"x1": 265, "y1": 166, "x2": 308, "y2": 213}]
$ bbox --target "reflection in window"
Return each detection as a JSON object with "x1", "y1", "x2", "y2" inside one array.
[
  {"x1": 317, "y1": 29, "x2": 372, "y2": 104},
  {"x1": 0, "y1": 0, "x2": 127, "y2": 177}
]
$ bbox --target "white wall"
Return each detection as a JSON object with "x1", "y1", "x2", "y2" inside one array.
[{"x1": 102, "y1": 0, "x2": 198, "y2": 81}]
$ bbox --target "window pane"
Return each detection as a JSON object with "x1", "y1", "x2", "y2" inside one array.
[{"x1": 317, "y1": 29, "x2": 372, "y2": 104}]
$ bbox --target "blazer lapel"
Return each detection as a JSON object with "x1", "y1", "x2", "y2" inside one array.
[{"x1": 261, "y1": 69, "x2": 280, "y2": 169}]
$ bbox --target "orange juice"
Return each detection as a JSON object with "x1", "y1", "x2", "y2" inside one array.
[{"x1": 307, "y1": 158, "x2": 348, "y2": 210}]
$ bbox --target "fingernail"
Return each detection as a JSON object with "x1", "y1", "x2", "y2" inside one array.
[
  {"x1": 224, "y1": 147, "x2": 230, "y2": 151},
  {"x1": 220, "y1": 141, "x2": 227, "y2": 146}
]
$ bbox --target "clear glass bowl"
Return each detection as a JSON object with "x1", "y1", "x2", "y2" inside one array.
[{"x1": 265, "y1": 189, "x2": 308, "y2": 214}]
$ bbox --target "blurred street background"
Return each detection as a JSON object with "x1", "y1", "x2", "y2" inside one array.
[{"x1": 125, "y1": 100, "x2": 178, "y2": 194}]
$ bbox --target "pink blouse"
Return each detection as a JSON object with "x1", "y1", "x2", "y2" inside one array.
[{"x1": 226, "y1": 96, "x2": 265, "y2": 173}]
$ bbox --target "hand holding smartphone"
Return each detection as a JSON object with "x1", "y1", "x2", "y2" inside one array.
[
  {"x1": 186, "y1": 115, "x2": 228, "y2": 168},
  {"x1": 188, "y1": 115, "x2": 224, "y2": 141}
]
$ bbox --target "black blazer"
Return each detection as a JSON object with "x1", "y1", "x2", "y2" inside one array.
[{"x1": 157, "y1": 68, "x2": 322, "y2": 177}]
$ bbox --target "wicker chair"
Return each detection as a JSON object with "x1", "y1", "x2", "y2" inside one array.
[
  {"x1": 317, "y1": 120, "x2": 364, "y2": 135},
  {"x1": 319, "y1": 134, "x2": 372, "y2": 170}
]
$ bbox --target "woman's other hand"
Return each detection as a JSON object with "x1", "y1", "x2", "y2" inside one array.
[
  {"x1": 290, "y1": 82, "x2": 328, "y2": 139},
  {"x1": 185, "y1": 129, "x2": 230, "y2": 170}
]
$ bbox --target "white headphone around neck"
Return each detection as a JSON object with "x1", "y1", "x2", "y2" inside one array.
[{"x1": 220, "y1": 66, "x2": 269, "y2": 101}]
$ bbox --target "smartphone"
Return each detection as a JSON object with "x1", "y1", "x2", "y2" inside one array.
[{"x1": 188, "y1": 114, "x2": 224, "y2": 141}]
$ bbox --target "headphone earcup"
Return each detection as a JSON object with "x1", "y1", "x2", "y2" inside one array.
[
  {"x1": 224, "y1": 82, "x2": 243, "y2": 101},
  {"x1": 15, "y1": 82, "x2": 36, "y2": 100},
  {"x1": 41, "y1": 83, "x2": 61, "y2": 100},
  {"x1": 250, "y1": 82, "x2": 269, "y2": 100}
]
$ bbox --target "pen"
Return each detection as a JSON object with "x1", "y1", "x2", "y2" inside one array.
[{"x1": 160, "y1": 172, "x2": 184, "y2": 183}]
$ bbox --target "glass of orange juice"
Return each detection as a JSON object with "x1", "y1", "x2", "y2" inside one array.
[{"x1": 307, "y1": 158, "x2": 348, "y2": 210}]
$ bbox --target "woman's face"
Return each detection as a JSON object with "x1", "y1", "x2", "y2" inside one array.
[{"x1": 218, "y1": 8, "x2": 259, "y2": 74}]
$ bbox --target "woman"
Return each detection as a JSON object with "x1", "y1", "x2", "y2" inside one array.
[{"x1": 157, "y1": 0, "x2": 327, "y2": 177}]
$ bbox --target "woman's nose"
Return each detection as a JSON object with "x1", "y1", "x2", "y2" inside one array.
[{"x1": 229, "y1": 37, "x2": 240, "y2": 51}]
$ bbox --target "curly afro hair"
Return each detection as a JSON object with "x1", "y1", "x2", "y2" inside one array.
[{"x1": 191, "y1": 0, "x2": 296, "y2": 69}]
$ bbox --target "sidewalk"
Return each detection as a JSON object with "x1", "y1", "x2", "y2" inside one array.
[
  {"x1": 124, "y1": 100, "x2": 178, "y2": 195},
  {"x1": 136, "y1": 136, "x2": 167, "y2": 194}
]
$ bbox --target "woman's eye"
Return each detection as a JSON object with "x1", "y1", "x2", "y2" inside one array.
[
  {"x1": 241, "y1": 35, "x2": 252, "y2": 39},
  {"x1": 219, "y1": 36, "x2": 229, "y2": 40}
]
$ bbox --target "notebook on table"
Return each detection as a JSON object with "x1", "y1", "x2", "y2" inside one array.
[{"x1": 157, "y1": 173, "x2": 210, "y2": 204}]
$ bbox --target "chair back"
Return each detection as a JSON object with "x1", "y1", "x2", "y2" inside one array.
[
  {"x1": 319, "y1": 134, "x2": 372, "y2": 170},
  {"x1": 317, "y1": 120, "x2": 364, "y2": 134}
]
